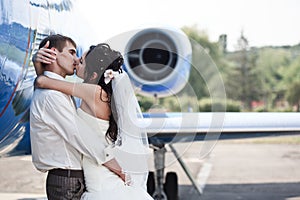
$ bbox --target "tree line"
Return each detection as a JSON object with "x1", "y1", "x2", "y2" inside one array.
[{"x1": 138, "y1": 26, "x2": 300, "y2": 112}]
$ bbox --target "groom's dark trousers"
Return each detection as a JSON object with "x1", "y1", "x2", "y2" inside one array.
[{"x1": 46, "y1": 169, "x2": 85, "y2": 200}]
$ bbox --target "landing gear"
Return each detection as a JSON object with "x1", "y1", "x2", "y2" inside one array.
[
  {"x1": 164, "y1": 172, "x2": 178, "y2": 200},
  {"x1": 152, "y1": 145, "x2": 167, "y2": 200},
  {"x1": 147, "y1": 142, "x2": 204, "y2": 199},
  {"x1": 147, "y1": 171, "x2": 179, "y2": 200},
  {"x1": 147, "y1": 144, "x2": 179, "y2": 200},
  {"x1": 147, "y1": 171, "x2": 155, "y2": 196}
]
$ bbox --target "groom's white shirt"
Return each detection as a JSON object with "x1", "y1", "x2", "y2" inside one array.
[{"x1": 30, "y1": 71, "x2": 106, "y2": 172}]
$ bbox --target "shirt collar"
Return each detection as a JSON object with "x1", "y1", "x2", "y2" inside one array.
[{"x1": 44, "y1": 71, "x2": 65, "y2": 81}]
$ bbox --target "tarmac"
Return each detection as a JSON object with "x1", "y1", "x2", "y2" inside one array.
[{"x1": 0, "y1": 134, "x2": 300, "y2": 200}]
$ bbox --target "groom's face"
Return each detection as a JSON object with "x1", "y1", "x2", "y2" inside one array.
[{"x1": 56, "y1": 41, "x2": 78, "y2": 76}]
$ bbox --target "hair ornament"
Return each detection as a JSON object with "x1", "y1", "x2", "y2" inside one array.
[{"x1": 104, "y1": 69, "x2": 119, "y2": 84}]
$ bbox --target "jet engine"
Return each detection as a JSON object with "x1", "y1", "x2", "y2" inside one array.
[
  {"x1": 107, "y1": 27, "x2": 192, "y2": 98},
  {"x1": 124, "y1": 28, "x2": 192, "y2": 97}
]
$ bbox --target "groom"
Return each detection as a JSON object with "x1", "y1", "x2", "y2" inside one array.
[{"x1": 30, "y1": 34, "x2": 105, "y2": 200}]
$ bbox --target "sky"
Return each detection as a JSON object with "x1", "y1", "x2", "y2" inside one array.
[{"x1": 77, "y1": 0, "x2": 300, "y2": 51}]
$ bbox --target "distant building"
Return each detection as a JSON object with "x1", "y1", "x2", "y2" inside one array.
[{"x1": 218, "y1": 34, "x2": 227, "y2": 53}]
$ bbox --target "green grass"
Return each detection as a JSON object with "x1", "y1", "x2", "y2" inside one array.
[{"x1": 222, "y1": 135, "x2": 300, "y2": 145}]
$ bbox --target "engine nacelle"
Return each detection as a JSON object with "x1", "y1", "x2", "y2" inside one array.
[{"x1": 107, "y1": 27, "x2": 192, "y2": 98}]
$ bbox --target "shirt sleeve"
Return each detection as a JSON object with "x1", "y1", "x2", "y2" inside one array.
[
  {"x1": 103, "y1": 145, "x2": 115, "y2": 162},
  {"x1": 42, "y1": 91, "x2": 106, "y2": 164}
]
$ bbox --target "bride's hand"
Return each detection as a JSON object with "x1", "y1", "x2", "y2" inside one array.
[
  {"x1": 32, "y1": 41, "x2": 57, "y2": 76},
  {"x1": 32, "y1": 41, "x2": 57, "y2": 64}
]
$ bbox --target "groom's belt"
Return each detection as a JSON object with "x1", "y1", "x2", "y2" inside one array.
[{"x1": 49, "y1": 168, "x2": 84, "y2": 178}]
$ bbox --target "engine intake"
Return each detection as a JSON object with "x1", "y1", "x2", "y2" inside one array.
[
  {"x1": 108, "y1": 27, "x2": 192, "y2": 97},
  {"x1": 126, "y1": 30, "x2": 178, "y2": 82}
]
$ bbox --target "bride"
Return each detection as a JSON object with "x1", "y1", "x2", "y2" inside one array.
[{"x1": 34, "y1": 43, "x2": 153, "y2": 200}]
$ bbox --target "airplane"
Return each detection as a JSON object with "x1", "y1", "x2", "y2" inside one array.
[{"x1": 1, "y1": 0, "x2": 300, "y2": 200}]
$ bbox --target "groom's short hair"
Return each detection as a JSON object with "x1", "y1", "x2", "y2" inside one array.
[{"x1": 39, "y1": 34, "x2": 77, "y2": 52}]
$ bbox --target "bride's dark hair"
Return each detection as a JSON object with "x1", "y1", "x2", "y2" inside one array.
[{"x1": 84, "y1": 43, "x2": 123, "y2": 142}]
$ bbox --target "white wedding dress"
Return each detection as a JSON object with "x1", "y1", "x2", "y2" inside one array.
[{"x1": 77, "y1": 108, "x2": 153, "y2": 200}]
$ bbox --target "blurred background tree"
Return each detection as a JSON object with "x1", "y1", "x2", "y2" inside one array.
[{"x1": 138, "y1": 25, "x2": 300, "y2": 112}]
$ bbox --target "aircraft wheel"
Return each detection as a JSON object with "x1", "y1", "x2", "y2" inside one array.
[
  {"x1": 147, "y1": 171, "x2": 155, "y2": 196},
  {"x1": 164, "y1": 172, "x2": 178, "y2": 200}
]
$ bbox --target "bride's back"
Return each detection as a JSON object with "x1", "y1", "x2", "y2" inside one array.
[{"x1": 79, "y1": 84, "x2": 111, "y2": 121}]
